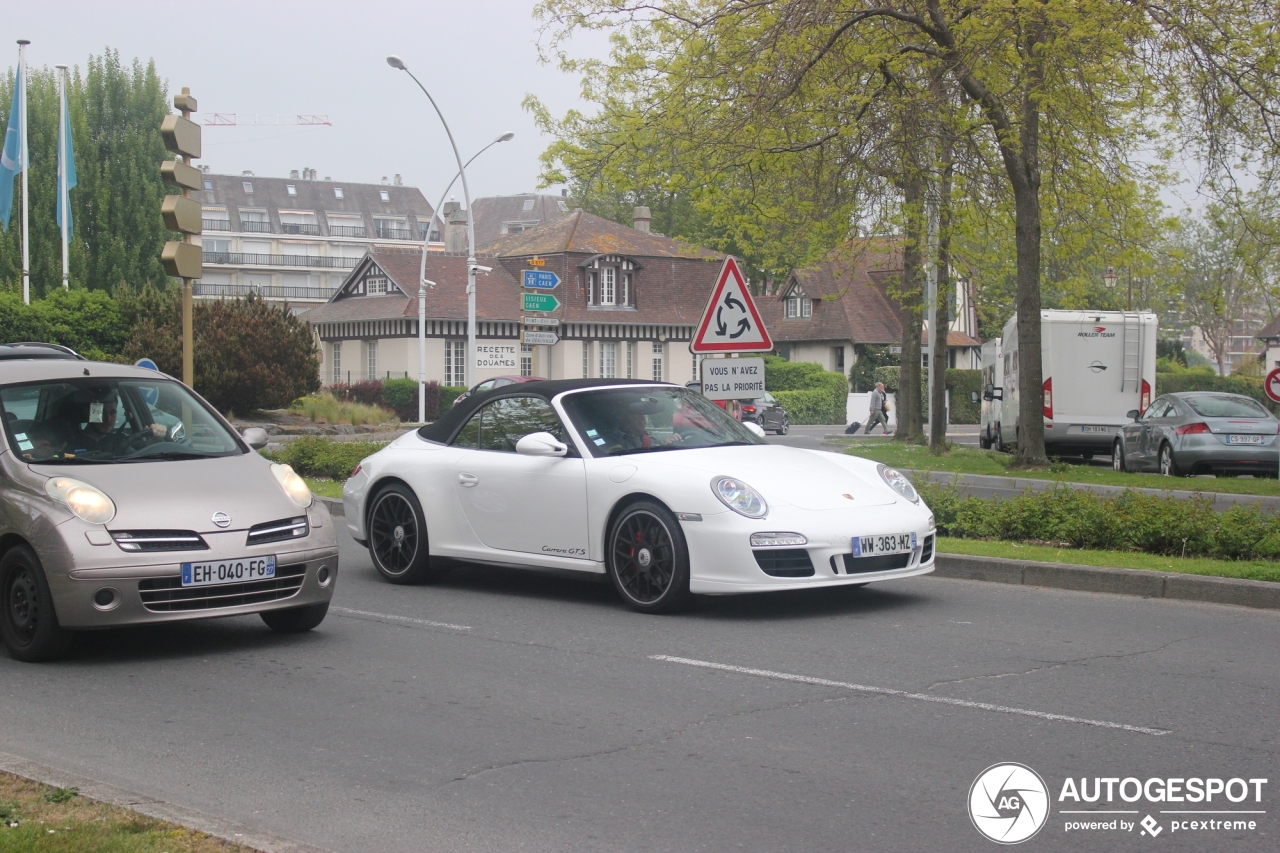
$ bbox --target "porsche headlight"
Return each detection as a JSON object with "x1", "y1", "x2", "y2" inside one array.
[
  {"x1": 45, "y1": 477, "x2": 116, "y2": 524},
  {"x1": 877, "y1": 465, "x2": 919, "y2": 504},
  {"x1": 713, "y1": 477, "x2": 767, "y2": 518},
  {"x1": 271, "y1": 463, "x2": 314, "y2": 509}
]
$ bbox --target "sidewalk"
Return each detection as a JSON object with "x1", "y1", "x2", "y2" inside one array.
[{"x1": 904, "y1": 468, "x2": 1280, "y2": 511}]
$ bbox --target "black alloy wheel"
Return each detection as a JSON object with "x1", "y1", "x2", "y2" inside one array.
[
  {"x1": 0, "y1": 545, "x2": 74, "y2": 662},
  {"x1": 1112, "y1": 439, "x2": 1126, "y2": 472},
  {"x1": 776, "y1": 416, "x2": 789, "y2": 436},
  {"x1": 607, "y1": 501, "x2": 692, "y2": 613},
  {"x1": 367, "y1": 483, "x2": 447, "y2": 584}
]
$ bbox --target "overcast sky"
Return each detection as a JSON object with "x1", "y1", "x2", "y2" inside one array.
[{"x1": 5, "y1": 0, "x2": 604, "y2": 201}]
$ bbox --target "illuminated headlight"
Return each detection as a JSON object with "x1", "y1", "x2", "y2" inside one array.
[
  {"x1": 877, "y1": 465, "x2": 919, "y2": 504},
  {"x1": 750, "y1": 532, "x2": 807, "y2": 547},
  {"x1": 713, "y1": 477, "x2": 767, "y2": 518},
  {"x1": 45, "y1": 477, "x2": 116, "y2": 524},
  {"x1": 271, "y1": 463, "x2": 314, "y2": 508}
]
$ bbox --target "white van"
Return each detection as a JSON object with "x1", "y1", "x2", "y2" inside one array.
[
  {"x1": 993, "y1": 311, "x2": 1157, "y2": 458},
  {"x1": 978, "y1": 338, "x2": 1002, "y2": 449}
]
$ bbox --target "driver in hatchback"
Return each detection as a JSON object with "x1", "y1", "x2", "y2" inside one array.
[{"x1": 67, "y1": 389, "x2": 165, "y2": 456}]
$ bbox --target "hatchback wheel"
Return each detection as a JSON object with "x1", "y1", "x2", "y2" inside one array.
[
  {"x1": 607, "y1": 501, "x2": 692, "y2": 613},
  {"x1": 1112, "y1": 439, "x2": 1126, "y2": 472},
  {"x1": 1159, "y1": 444, "x2": 1182, "y2": 477},
  {"x1": 367, "y1": 484, "x2": 447, "y2": 584},
  {"x1": 0, "y1": 545, "x2": 74, "y2": 662},
  {"x1": 776, "y1": 416, "x2": 789, "y2": 436}
]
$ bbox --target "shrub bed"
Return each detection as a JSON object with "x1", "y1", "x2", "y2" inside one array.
[
  {"x1": 1156, "y1": 372, "x2": 1278, "y2": 415},
  {"x1": 764, "y1": 356, "x2": 847, "y2": 424},
  {"x1": 326, "y1": 378, "x2": 444, "y2": 422},
  {"x1": 263, "y1": 437, "x2": 389, "y2": 481},
  {"x1": 918, "y1": 481, "x2": 1280, "y2": 561}
]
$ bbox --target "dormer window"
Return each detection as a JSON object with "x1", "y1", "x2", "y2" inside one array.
[
  {"x1": 286, "y1": 184, "x2": 297, "y2": 196},
  {"x1": 366, "y1": 277, "x2": 388, "y2": 296},
  {"x1": 785, "y1": 288, "x2": 812, "y2": 318},
  {"x1": 522, "y1": 198, "x2": 535, "y2": 211},
  {"x1": 584, "y1": 255, "x2": 637, "y2": 307}
]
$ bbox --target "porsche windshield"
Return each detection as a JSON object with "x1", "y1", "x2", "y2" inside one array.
[
  {"x1": 561, "y1": 387, "x2": 765, "y2": 457},
  {"x1": 0, "y1": 377, "x2": 244, "y2": 464}
]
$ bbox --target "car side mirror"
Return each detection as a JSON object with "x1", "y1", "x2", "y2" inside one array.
[
  {"x1": 969, "y1": 391, "x2": 980, "y2": 404},
  {"x1": 515, "y1": 431, "x2": 568, "y2": 457},
  {"x1": 743, "y1": 421, "x2": 766, "y2": 438},
  {"x1": 241, "y1": 427, "x2": 269, "y2": 450},
  {"x1": 1127, "y1": 409, "x2": 1141, "y2": 422}
]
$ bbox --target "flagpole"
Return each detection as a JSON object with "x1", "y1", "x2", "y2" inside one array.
[
  {"x1": 57, "y1": 64, "x2": 69, "y2": 290},
  {"x1": 17, "y1": 39, "x2": 29, "y2": 304}
]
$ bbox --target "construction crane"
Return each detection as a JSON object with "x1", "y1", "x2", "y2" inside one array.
[{"x1": 203, "y1": 114, "x2": 332, "y2": 127}]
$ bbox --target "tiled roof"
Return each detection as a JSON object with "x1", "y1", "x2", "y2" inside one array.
[
  {"x1": 485, "y1": 209, "x2": 721, "y2": 261},
  {"x1": 757, "y1": 250, "x2": 903, "y2": 345},
  {"x1": 201, "y1": 173, "x2": 433, "y2": 236},
  {"x1": 1256, "y1": 314, "x2": 1280, "y2": 340},
  {"x1": 472, "y1": 194, "x2": 571, "y2": 248},
  {"x1": 922, "y1": 330, "x2": 982, "y2": 348}
]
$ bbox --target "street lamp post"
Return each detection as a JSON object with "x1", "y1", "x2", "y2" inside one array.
[
  {"x1": 387, "y1": 55, "x2": 482, "y2": 390},
  {"x1": 411, "y1": 132, "x2": 514, "y2": 423}
]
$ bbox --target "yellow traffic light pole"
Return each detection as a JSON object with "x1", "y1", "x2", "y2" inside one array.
[{"x1": 160, "y1": 87, "x2": 202, "y2": 387}]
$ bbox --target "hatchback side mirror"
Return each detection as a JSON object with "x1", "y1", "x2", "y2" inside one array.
[
  {"x1": 1127, "y1": 409, "x2": 1141, "y2": 422},
  {"x1": 242, "y1": 427, "x2": 269, "y2": 450},
  {"x1": 515, "y1": 431, "x2": 568, "y2": 457}
]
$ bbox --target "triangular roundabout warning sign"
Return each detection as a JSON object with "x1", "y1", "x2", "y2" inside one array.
[{"x1": 691, "y1": 257, "x2": 773, "y2": 353}]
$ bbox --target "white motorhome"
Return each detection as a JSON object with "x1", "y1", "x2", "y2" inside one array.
[
  {"x1": 978, "y1": 338, "x2": 1002, "y2": 449},
  {"x1": 993, "y1": 310, "x2": 1157, "y2": 457}
]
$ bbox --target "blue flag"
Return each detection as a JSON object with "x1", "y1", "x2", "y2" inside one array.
[
  {"x1": 56, "y1": 80, "x2": 76, "y2": 235},
  {"x1": 0, "y1": 63, "x2": 24, "y2": 231}
]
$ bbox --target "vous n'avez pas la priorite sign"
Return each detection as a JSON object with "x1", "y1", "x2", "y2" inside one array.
[{"x1": 692, "y1": 257, "x2": 773, "y2": 401}]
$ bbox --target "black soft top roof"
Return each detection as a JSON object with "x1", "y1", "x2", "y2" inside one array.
[{"x1": 418, "y1": 378, "x2": 672, "y2": 444}]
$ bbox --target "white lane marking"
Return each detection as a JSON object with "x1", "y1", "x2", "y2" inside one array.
[
  {"x1": 649, "y1": 655, "x2": 1170, "y2": 736},
  {"x1": 332, "y1": 606, "x2": 472, "y2": 632}
]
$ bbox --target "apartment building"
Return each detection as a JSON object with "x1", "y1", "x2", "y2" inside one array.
[{"x1": 194, "y1": 169, "x2": 435, "y2": 308}]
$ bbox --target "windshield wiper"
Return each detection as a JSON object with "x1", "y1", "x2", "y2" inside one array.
[
  {"x1": 121, "y1": 450, "x2": 226, "y2": 462},
  {"x1": 708, "y1": 440, "x2": 757, "y2": 448},
  {"x1": 606, "y1": 445, "x2": 682, "y2": 456}
]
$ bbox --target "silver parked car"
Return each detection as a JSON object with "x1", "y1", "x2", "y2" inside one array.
[
  {"x1": 0, "y1": 358, "x2": 338, "y2": 661},
  {"x1": 1113, "y1": 392, "x2": 1279, "y2": 477}
]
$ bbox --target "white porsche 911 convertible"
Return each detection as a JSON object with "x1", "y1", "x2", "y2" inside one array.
[{"x1": 343, "y1": 380, "x2": 934, "y2": 613}]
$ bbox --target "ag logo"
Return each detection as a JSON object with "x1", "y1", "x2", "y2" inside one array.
[{"x1": 968, "y1": 762, "x2": 1050, "y2": 844}]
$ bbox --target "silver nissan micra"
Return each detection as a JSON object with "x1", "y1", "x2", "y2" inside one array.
[{"x1": 0, "y1": 355, "x2": 338, "y2": 661}]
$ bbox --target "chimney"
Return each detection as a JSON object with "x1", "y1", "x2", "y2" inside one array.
[
  {"x1": 200, "y1": 165, "x2": 210, "y2": 174},
  {"x1": 324, "y1": 176, "x2": 331, "y2": 181},
  {"x1": 393, "y1": 174, "x2": 403, "y2": 186},
  {"x1": 633, "y1": 206, "x2": 651, "y2": 233},
  {"x1": 442, "y1": 200, "x2": 468, "y2": 253},
  {"x1": 242, "y1": 170, "x2": 254, "y2": 177},
  {"x1": 290, "y1": 169, "x2": 300, "y2": 179},
  {"x1": 381, "y1": 176, "x2": 389, "y2": 185}
]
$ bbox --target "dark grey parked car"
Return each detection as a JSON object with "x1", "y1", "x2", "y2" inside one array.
[
  {"x1": 1113, "y1": 392, "x2": 1278, "y2": 477},
  {"x1": 739, "y1": 391, "x2": 790, "y2": 435}
]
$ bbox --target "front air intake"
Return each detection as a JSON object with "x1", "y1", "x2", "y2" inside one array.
[{"x1": 753, "y1": 549, "x2": 815, "y2": 577}]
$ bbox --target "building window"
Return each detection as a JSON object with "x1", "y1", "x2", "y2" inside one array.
[
  {"x1": 521, "y1": 344, "x2": 533, "y2": 377},
  {"x1": 203, "y1": 179, "x2": 213, "y2": 191},
  {"x1": 366, "y1": 340, "x2": 378, "y2": 380},
  {"x1": 621, "y1": 272, "x2": 630, "y2": 306},
  {"x1": 366, "y1": 277, "x2": 387, "y2": 296},
  {"x1": 380, "y1": 190, "x2": 390, "y2": 202},
  {"x1": 557, "y1": 200, "x2": 568, "y2": 213},
  {"x1": 833, "y1": 346, "x2": 845, "y2": 372},
  {"x1": 803, "y1": 298, "x2": 812, "y2": 318},
  {"x1": 522, "y1": 198, "x2": 535, "y2": 211},
  {"x1": 332, "y1": 342, "x2": 342, "y2": 385},
  {"x1": 652, "y1": 342, "x2": 664, "y2": 381},
  {"x1": 600, "y1": 341, "x2": 617, "y2": 378},
  {"x1": 785, "y1": 291, "x2": 812, "y2": 319},
  {"x1": 446, "y1": 340, "x2": 466, "y2": 387},
  {"x1": 286, "y1": 184, "x2": 297, "y2": 196},
  {"x1": 694, "y1": 353, "x2": 703, "y2": 382},
  {"x1": 582, "y1": 342, "x2": 590, "y2": 378},
  {"x1": 334, "y1": 187, "x2": 344, "y2": 199},
  {"x1": 242, "y1": 181, "x2": 253, "y2": 193},
  {"x1": 625, "y1": 341, "x2": 633, "y2": 378},
  {"x1": 600, "y1": 268, "x2": 616, "y2": 306}
]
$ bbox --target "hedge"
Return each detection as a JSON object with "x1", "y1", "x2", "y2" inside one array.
[
  {"x1": 441, "y1": 385, "x2": 468, "y2": 410},
  {"x1": 263, "y1": 437, "x2": 389, "y2": 481},
  {"x1": 1155, "y1": 372, "x2": 1278, "y2": 415},
  {"x1": 945, "y1": 369, "x2": 982, "y2": 424},
  {"x1": 919, "y1": 481, "x2": 1280, "y2": 561},
  {"x1": 764, "y1": 356, "x2": 847, "y2": 424},
  {"x1": 327, "y1": 378, "x2": 444, "y2": 422}
]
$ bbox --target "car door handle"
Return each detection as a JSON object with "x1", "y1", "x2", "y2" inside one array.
[{"x1": 458, "y1": 473, "x2": 479, "y2": 488}]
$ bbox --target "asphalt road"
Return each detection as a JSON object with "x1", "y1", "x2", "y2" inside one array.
[{"x1": 1, "y1": 523, "x2": 1276, "y2": 852}]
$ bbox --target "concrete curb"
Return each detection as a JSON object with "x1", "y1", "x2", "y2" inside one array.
[
  {"x1": 318, "y1": 496, "x2": 344, "y2": 518},
  {"x1": 0, "y1": 751, "x2": 333, "y2": 853},
  {"x1": 935, "y1": 553, "x2": 1280, "y2": 610},
  {"x1": 904, "y1": 468, "x2": 1280, "y2": 511}
]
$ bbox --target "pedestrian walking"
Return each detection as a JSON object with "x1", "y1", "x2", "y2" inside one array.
[{"x1": 864, "y1": 382, "x2": 889, "y2": 434}]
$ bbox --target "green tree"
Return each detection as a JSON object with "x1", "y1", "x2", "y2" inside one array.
[{"x1": 0, "y1": 50, "x2": 174, "y2": 298}]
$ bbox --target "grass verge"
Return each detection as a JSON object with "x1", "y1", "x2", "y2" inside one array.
[
  {"x1": 303, "y1": 477, "x2": 344, "y2": 499},
  {"x1": 846, "y1": 441, "x2": 1280, "y2": 497},
  {"x1": 0, "y1": 771, "x2": 249, "y2": 852},
  {"x1": 937, "y1": 537, "x2": 1280, "y2": 583}
]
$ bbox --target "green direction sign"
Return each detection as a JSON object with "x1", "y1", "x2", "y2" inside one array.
[{"x1": 522, "y1": 292, "x2": 560, "y2": 312}]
